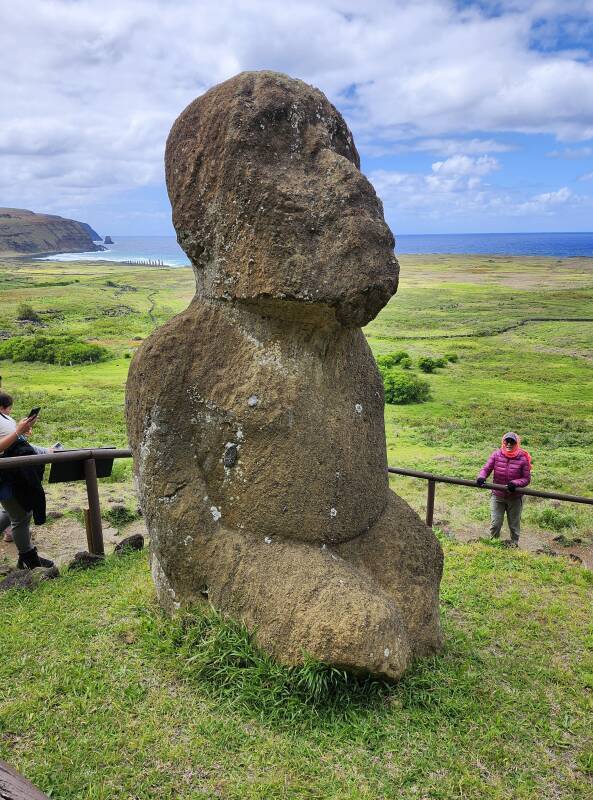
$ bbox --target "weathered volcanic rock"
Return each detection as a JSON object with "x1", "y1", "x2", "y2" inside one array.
[
  {"x1": 0, "y1": 566, "x2": 59, "y2": 592},
  {"x1": 114, "y1": 533, "x2": 144, "y2": 554},
  {"x1": 126, "y1": 71, "x2": 443, "y2": 680},
  {"x1": 68, "y1": 551, "x2": 105, "y2": 571}
]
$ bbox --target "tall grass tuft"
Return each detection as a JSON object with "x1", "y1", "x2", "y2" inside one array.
[{"x1": 137, "y1": 604, "x2": 388, "y2": 724}]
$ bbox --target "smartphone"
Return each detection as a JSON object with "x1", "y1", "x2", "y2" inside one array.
[{"x1": 28, "y1": 406, "x2": 41, "y2": 419}]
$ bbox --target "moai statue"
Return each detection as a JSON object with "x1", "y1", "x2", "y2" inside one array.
[{"x1": 126, "y1": 71, "x2": 443, "y2": 680}]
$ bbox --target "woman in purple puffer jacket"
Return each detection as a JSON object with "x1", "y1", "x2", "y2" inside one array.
[{"x1": 476, "y1": 431, "x2": 532, "y2": 547}]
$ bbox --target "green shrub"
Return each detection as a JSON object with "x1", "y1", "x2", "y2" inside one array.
[
  {"x1": 535, "y1": 506, "x2": 577, "y2": 532},
  {"x1": 382, "y1": 369, "x2": 431, "y2": 404},
  {"x1": 445, "y1": 352, "x2": 459, "y2": 363},
  {"x1": 376, "y1": 350, "x2": 412, "y2": 370},
  {"x1": 417, "y1": 355, "x2": 450, "y2": 372},
  {"x1": 16, "y1": 302, "x2": 41, "y2": 322},
  {"x1": 105, "y1": 504, "x2": 138, "y2": 528},
  {"x1": 0, "y1": 335, "x2": 109, "y2": 365},
  {"x1": 418, "y1": 356, "x2": 437, "y2": 373}
]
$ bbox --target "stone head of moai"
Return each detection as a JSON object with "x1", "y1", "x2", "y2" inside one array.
[
  {"x1": 165, "y1": 70, "x2": 398, "y2": 327},
  {"x1": 126, "y1": 71, "x2": 443, "y2": 681}
]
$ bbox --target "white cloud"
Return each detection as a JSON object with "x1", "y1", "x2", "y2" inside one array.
[
  {"x1": 363, "y1": 137, "x2": 514, "y2": 157},
  {"x1": 1, "y1": 0, "x2": 593, "y2": 223},
  {"x1": 514, "y1": 186, "x2": 575, "y2": 214},
  {"x1": 372, "y1": 162, "x2": 579, "y2": 220},
  {"x1": 417, "y1": 154, "x2": 500, "y2": 192},
  {"x1": 548, "y1": 146, "x2": 593, "y2": 159}
]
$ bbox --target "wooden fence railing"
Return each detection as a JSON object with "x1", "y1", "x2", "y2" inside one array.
[
  {"x1": 1, "y1": 449, "x2": 591, "y2": 554},
  {"x1": 0, "y1": 448, "x2": 131, "y2": 555},
  {"x1": 388, "y1": 466, "x2": 593, "y2": 527}
]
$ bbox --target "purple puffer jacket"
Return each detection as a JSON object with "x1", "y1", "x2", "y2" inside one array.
[{"x1": 478, "y1": 449, "x2": 531, "y2": 498}]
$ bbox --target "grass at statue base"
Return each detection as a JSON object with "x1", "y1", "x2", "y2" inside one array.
[{"x1": 0, "y1": 541, "x2": 591, "y2": 799}]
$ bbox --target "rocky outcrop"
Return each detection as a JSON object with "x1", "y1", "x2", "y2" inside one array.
[
  {"x1": 126, "y1": 71, "x2": 443, "y2": 680},
  {"x1": 104, "y1": 236, "x2": 114, "y2": 245},
  {"x1": 0, "y1": 208, "x2": 104, "y2": 256},
  {"x1": 0, "y1": 566, "x2": 59, "y2": 592}
]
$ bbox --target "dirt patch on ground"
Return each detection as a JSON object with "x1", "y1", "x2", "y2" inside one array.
[
  {"x1": 0, "y1": 479, "x2": 147, "y2": 570},
  {"x1": 0, "y1": 516, "x2": 148, "y2": 569},
  {"x1": 449, "y1": 521, "x2": 593, "y2": 569}
]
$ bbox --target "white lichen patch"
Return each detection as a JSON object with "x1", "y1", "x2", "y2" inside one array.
[
  {"x1": 264, "y1": 536, "x2": 272, "y2": 544},
  {"x1": 355, "y1": 403, "x2": 363, "y2": 414},
  {"x1": 248, "y1": 395, "x2": 259, "y2": 407},
  {"x1": 139, "y1": 415, "x2": 160, "y2": 471},
  {"x1": 384, "y1": 647, "x2": 390, "y2": 658},
  {"x1": 151, "y1": 555, "x2": 179, "y2": 613},
  {"x1": 210, "y1": 506, "x2": 222, "y2": 522},
  {"x1": 330, "y1": 507, "x2": 337, "y2": 518},
  {"x1": 183, "y1": 535, "x2": 193, "y2": 547}
]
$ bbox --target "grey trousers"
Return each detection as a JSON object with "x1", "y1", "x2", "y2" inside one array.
[
  {"x1": 490, "y1": 494, "x2": 523, "y2": 541},
  {"x1": 0, "y1": 496, "x2": 33, "y2": 554},
  {"x1": 0, "y1": 445, "x2": 48, "y2": 554}
]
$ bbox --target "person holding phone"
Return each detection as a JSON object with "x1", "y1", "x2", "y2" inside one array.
[{"x1": 0, "y1": 391, "x2": 54, "y2": 569}]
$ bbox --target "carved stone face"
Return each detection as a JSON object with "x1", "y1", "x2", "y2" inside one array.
[{"x1": 165, "y1": 70, "x2": 399, "y2": 327}]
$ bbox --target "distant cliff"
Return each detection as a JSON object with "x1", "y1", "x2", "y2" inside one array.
[{"x1": 0, "y1": 208, "x2": 105, "y2": 256}]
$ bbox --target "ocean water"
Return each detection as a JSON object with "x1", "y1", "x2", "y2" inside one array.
[
  {"x1": 40, "y1": 235, "x2": 191, "y2": 267},
  {"x1": 395, "y1": 231, "x2": 593, "y2": 257},
  {"x1": 41, "y1": 231, "x2": 593, "y2": 266}
]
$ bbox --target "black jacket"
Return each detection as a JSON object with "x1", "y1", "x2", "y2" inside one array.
[{"x1": 1, "y1": 437, "x2": 46, "y2": 525}]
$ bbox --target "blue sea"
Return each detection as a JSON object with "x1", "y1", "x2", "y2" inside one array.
[{"x1": 41, "y1": 231, "x2": 593, "y2": 266}]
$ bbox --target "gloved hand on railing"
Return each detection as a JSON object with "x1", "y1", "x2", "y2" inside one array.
[
  {"x1": 507, "y1": 481, "x2": 517, "y2": 492},
  {"x1": 476, "y1": 477, "x2": 486, "y2": 486}
]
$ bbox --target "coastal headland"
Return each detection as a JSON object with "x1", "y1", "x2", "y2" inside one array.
[{"x1": 0, "y1": 207, "x2": 103, "y2": 257}]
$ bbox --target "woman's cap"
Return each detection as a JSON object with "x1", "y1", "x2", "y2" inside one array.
[{"x1": 503, "y1": 431, "x2": 518, "y2": 442}]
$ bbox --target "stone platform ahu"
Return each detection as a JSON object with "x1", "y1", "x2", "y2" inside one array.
[{"x1": 126, "y1": 71, "x2": 443, "y2": 680}]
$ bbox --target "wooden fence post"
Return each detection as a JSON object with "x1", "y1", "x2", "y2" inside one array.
[
  {"x1": 83, "y1": 458, "x2": 104, "y2": 556},
  {"x1": 426, "y1": 479, "x2": 436, "y2": 527}
]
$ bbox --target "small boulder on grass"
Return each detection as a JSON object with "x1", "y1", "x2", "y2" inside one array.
[
  {"x1": 114, "y1": 534, "x2": 144, "y2": 554},
  {"x1": 0, "y1": 566, "x2": 59, "y2": 592},
  {"x1": 68, "y1": 551, "x2": 105, "y2": 571}
]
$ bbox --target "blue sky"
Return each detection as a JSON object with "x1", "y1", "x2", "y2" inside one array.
[{"x1": 2, "y1": 0, "x2": 593, "y2": 236}]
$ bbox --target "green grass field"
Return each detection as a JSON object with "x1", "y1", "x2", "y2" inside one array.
[
  {"x1": 0, "y1": 253, "x2": 592, "y2": 798},
  {"x1": 1, "y1": 543, "x2": 592, "y2": 799},
  {"x1": 0, "y1": 252, "x2": 591, "y2": 539}
]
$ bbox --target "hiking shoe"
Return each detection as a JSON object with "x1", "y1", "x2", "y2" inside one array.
[
  {"x1": 17, "y1": 547, "x2": 55, "y2": 570},
  {"x1": 502, "y1": 540, "x2": 519, "y2": 549},
  {"x1": 2, "y1": 527, "x2": 13, "y2": 543}
]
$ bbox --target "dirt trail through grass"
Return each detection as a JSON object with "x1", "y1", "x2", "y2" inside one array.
[{"x1": 380, "y1": 316, "x2": 593, "y2": 340}]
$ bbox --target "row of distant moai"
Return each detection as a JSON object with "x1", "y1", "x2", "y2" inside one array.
[{"x1": 126, "y1": 70, "x2": 443, "y2": 680}]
